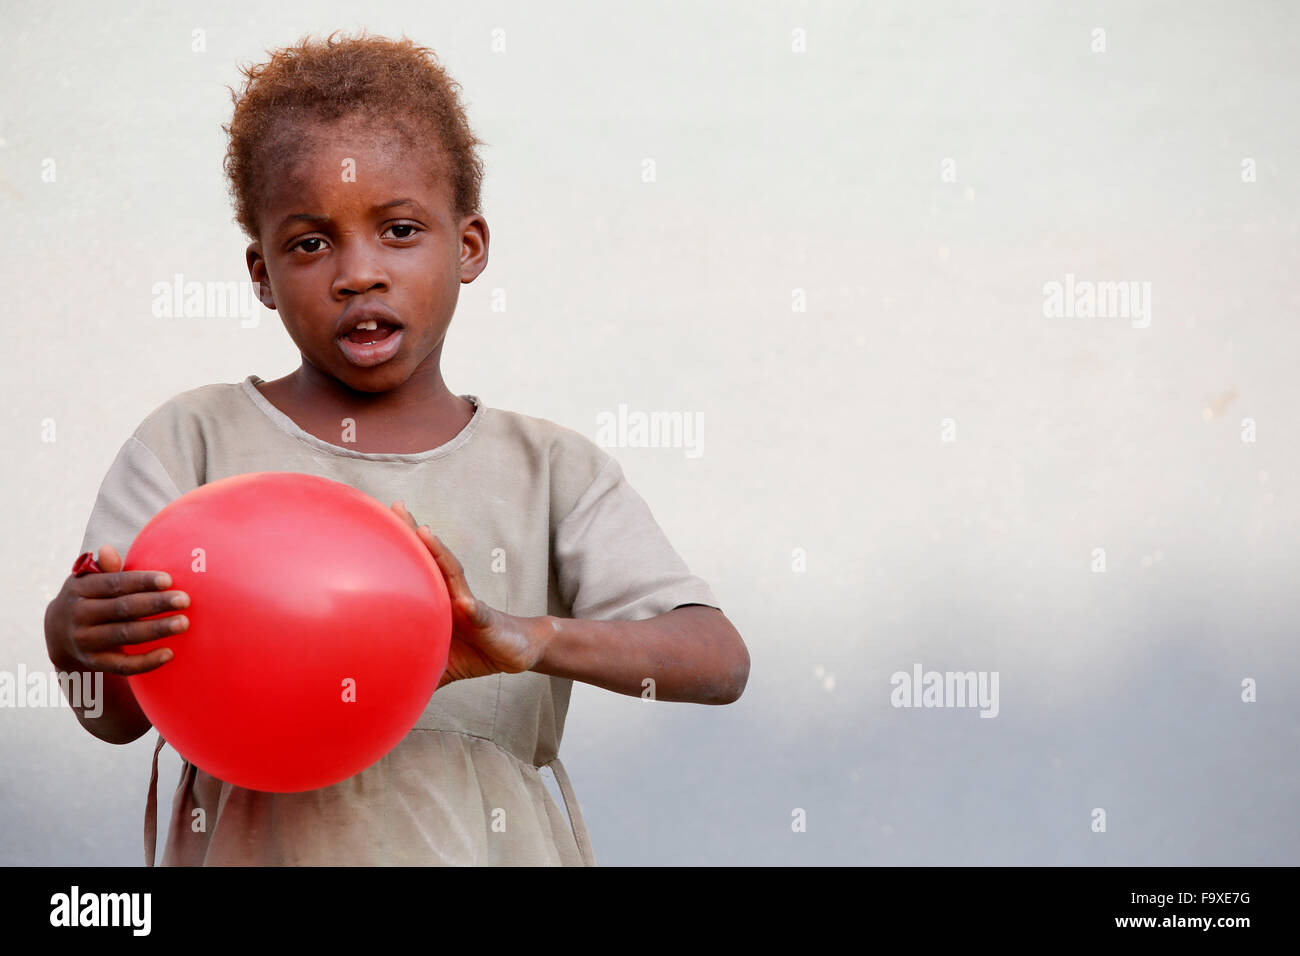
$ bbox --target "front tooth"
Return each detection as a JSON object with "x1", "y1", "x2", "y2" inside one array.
[{"x1": 357, "y1": 319, "x2": 378, "y2": 331}]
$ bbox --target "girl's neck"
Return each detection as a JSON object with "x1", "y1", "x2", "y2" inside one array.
[{"x1": 255, "y1": 362, "x2": 476, "y2": 455}]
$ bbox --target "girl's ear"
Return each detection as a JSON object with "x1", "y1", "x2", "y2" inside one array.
[{"x1": 245, "y1": 242, "x2": 277, "y2": 310}]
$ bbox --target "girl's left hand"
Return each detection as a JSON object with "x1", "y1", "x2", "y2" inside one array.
[{"x1": 390, "y1": 501, "x2": 550, "y2": 690}]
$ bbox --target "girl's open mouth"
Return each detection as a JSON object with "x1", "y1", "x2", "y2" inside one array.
[
  {"x1": 337, "y1": 323, "x2": 404, "y2": 367},
  {"x1": 344, "y1": 323, "x2": 398, "y2": 345}
]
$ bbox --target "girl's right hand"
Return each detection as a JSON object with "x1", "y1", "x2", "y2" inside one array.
[{"x1": 44, "y1": 544, "x2": 190, "y2": 676}]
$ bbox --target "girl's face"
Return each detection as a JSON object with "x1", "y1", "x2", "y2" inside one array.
[{"x1": 245, "y1": 118, "x2": 487, "y2": 394}]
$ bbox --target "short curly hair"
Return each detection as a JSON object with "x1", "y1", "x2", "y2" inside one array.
[{"x1": 222, "y1": 30, "x2": 486, "y2": 240}]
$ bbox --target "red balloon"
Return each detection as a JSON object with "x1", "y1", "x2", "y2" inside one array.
[{"x1": 123, "y1": 472, "x2": 451, "y2": 793}]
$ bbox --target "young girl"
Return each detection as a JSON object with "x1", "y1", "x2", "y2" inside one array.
[{"x1": 42, "y1": 31, "x2": 748, "y2": 866}]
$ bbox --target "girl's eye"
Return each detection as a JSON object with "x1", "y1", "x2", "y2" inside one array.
[
  {"x1": 294, "y1": 237, "x2": 325, "y2": 254},
  {"x1": 385, "y1": 223, "x2": 418, "y2": 239}
]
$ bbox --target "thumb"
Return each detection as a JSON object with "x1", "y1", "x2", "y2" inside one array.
[{"x1": 97, "y1": 544, "x2": 123, "y2": 573}]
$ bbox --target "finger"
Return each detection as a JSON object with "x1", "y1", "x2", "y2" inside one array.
[
  {"x1": 391, "y1": 500, "x2": 419, "y2": 531},
  {"x1": 75, "y1": 570, "x2": 174, "y2": 599},
  {"x1": 91, "y1": 647, "x2": 176, "y2": 677},
  {"x1": 97, "y1": 544, "x2": 123, "y2": 573},
  {"x1": 417, "y1": 527, "x2": 466, "y2": 585},
  {"x1": 417, "y1": 527, "x2": 480, "y2": 611},
  {"x1": 78, "y1": 613, "x2": 189, "y2": 652},
  {"x1": 74, "y1": 589, "x2": 190, "y2": 627}
]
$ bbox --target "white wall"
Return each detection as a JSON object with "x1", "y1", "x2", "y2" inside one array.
[{"x1": 1, "y1": 0, "x2": 1296, "y2": 864}]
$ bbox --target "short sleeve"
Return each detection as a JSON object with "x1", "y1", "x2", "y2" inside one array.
[
  {"x1": 79, "y1": 436, "x2": 186, "y2": 559},
  {"x1": 552, "y1": 454, "x2": 720, "y2": 622}
]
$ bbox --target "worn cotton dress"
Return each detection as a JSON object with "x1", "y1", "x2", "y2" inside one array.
[{"x1": 78, "y1": 375, "x2": 720, "y2": 866}]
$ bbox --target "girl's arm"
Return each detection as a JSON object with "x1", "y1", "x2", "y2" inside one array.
[
  {"x1": 532, "y1": 605, "x2": 749, "y2": 704},
  {"x1": 392, "y1": 502, "x2": 749, "y2": 703}
]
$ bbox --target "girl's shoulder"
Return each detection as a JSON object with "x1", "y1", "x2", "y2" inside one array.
[
  {"x1": 129, "y1": 377, "x2": 257, "y2": 444},
  {"x1": 478, "y1": 403, "x2": 621, "y2": 523},
  {"x1": 489, "y1": 403, "x2": 609, "y2": 464},
  {"x1": 135, "y1": 377, "x2": 251, "y2": 424}
]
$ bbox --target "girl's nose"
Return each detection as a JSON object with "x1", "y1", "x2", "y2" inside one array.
[{"x1": 331, "y1": 240, "x2": 390, "y2": 297}]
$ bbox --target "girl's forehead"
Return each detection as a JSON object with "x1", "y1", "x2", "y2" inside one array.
[
  {"x1": 253, "y1": 113, "x2": 451, "y2": 225},
  {"x1": 275, "y1": 133, "x2": 444, "y2": 193},
  {"x1": 261, "y1": 155, "x2": 450, "y2": 226},
  {"x1": 274, "y1": 112, "x2": 437, "y2": 170},
  {"x1": 285, "y1": 125, "x2": 406, "y2": 169}
]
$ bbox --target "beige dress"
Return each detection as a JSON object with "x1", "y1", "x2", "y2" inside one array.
[{"x1": 78, "y1": 375, "x2": 720, "y2": 866}]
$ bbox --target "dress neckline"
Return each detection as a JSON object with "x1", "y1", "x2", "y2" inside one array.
[{"x1": 238, "y1": 374, "x2": 486, "y2": 463}]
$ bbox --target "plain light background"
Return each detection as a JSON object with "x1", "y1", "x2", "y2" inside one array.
[{"x1": 2, "y1": 0, "x2": 1297, "y2": 865}]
